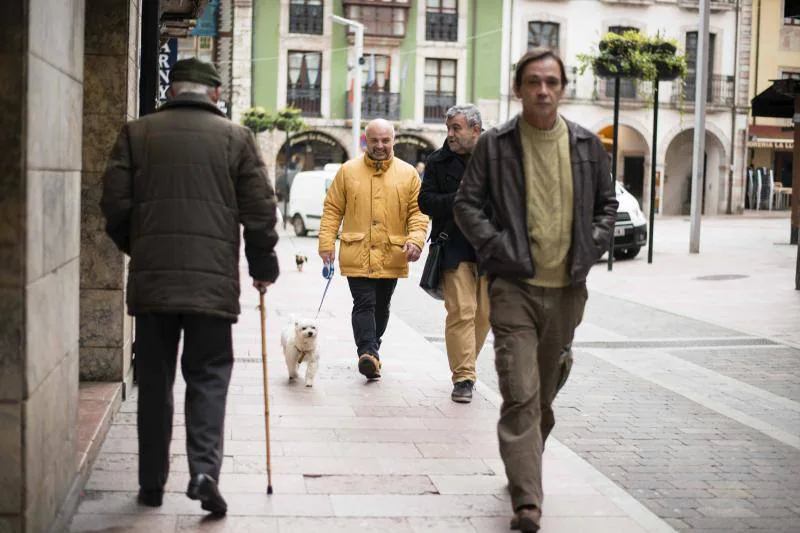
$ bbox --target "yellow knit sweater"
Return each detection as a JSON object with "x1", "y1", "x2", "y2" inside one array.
[{"x1": 519, "y1": 116, "x2": 573, "y2": 287}]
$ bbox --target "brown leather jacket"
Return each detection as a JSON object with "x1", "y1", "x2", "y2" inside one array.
[{"x1": 453, "y1": 115, "x2": 618, "y2": 285}]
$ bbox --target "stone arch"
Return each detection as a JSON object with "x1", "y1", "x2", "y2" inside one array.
[
  {"x1": 394, "y1": 133, "x2": 437, "y2": 166},
  {"x1": 658, "y1": 121, "x2": 730, "y2": 164},
  {"x1": 662, "y1": 127, "x2": 728, "y2": 216},
  {"x1": 275, "y1": 130, "x2": 349, "y2": 199}
]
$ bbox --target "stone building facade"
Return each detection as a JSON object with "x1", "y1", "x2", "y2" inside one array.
[{"x1": 0, "y1": 1, "x2": 216, "y2": 531}]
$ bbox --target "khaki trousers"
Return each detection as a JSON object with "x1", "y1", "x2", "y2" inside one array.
[
  {"x1": 442, "y1": 262, "x2": 490, "y2": 384},
  {"x1": 489, "y1": 277, "x2": 587, "y2": 512}
]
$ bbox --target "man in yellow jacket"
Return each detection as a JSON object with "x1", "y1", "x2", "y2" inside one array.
[{"x1": 319, "y1": 119, "x2": 429, "y2": 380}]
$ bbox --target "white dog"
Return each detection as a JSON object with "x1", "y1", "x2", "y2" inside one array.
[{"x1": 280, "y1": 316, "x2": 320, "y2": 387}]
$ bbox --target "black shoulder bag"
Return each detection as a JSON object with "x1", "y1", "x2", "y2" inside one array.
[{"x1": 419, "y1": 220, "x2": 455, "y2": 300}]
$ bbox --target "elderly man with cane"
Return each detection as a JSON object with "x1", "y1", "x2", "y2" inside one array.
[{"x1": 101, "y1": 58, "x2": 280, "y2": 515}]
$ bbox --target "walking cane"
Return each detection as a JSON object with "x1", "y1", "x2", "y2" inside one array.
[{"x1": 258, "y1": 290, "x2": 274, "y2": 495}]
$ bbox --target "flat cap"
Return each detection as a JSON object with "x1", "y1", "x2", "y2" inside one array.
[{"x1": 169, "y1": 57, "x2": 222, "y2": 87}]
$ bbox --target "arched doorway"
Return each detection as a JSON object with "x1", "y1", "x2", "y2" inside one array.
[
  {"x1": 394, "y1": 134, "x2": 435, "y2": 167},
  {"x1": 663, "y1": 129, "x2": 727, "y2": 216},
  {"x1": 276, "y1": 131, "x2": 348, "y2": 199},
  {"x1": 597, "y1": 124, "x2": 650, "y2": 207}
]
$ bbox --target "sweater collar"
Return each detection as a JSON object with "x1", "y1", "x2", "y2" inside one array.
[{"x1": 363, "y1": 153, "x2": 394, "y2": 174}]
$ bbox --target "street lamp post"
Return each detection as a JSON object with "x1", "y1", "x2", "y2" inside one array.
[{"x1": 331, "y1": 14, "x2": 364, "y2": 158}]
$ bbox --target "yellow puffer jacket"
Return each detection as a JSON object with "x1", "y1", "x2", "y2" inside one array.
[{"x1": 319, "y1": 154, "x2": 429, "y2": 278}]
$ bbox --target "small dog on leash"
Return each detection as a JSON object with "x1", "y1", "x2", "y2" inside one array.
[
  {"x1": 295, "y1": 254, "x2": 308, "y2": 272},
  {"x1": 280, "y1": 316, "x2": 320, "y2": 387}
]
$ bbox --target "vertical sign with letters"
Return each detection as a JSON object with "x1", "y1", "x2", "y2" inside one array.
[{"x1": 158, "y1": 38, "x2": 178, "y2": 106}]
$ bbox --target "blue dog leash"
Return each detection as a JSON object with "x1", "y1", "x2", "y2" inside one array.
[{"x1": 316, "y1": 260, "x2": 335, "y2": 319}]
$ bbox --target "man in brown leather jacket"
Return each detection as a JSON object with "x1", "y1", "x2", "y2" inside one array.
[{"x1": 453, "y1": 48, "x2": 618, "y2": 532}]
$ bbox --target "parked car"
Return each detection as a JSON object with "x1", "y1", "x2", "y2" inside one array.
[
  {"x1": 613, "y1": 180, "x2": 648, "y2": 259},
  {"x1": 286, "y1": 164, "x2": 340, "y2": 236}
]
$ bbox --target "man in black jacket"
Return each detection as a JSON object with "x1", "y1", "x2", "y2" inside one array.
[
  {"x1": 453, "y1": 49, "x2": 617, "y2": 532},
  {"x1": 419, "y1": 104, "x2": 488, "y2": 404},
  {"x1": 101, "y1": 58, "x2": 279, "y2": 516}
]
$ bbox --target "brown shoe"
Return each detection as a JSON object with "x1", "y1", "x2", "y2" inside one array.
[
  {"x1": 357, "y1": 353, "x2": 381, "y2": 380},
  {"x1": 509, "y1": 507, "x2": 541, "y2": 532}
]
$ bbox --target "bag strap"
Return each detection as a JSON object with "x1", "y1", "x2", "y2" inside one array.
[{"x1": 435, "y1": 218, "x2": 457, "y2": 244}]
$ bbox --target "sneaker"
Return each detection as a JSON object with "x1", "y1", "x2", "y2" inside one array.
[
  {"x1": 451, "y1": 380, "x2": 474, "y2": 403},
  {"x1": 358, "y1": 353, "x2": 381, "y2": 380}
]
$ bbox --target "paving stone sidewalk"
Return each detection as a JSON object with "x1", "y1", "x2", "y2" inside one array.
[{"x1": 69, "y1": 239, "x2": 677, "y2": 533}]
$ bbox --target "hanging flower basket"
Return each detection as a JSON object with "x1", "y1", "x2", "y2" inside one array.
[
  {"x1": 578, "y1": 32, "x2": 687, "y2": 83},
  {"x1": 593, "y1": 59, "x2": 643, "y2": 79},
  {"x1": 653, "y1": 61, "x2": 683, "y2": 81}
]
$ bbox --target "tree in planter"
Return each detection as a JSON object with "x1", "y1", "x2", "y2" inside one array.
[
  {"x1": 241, "y1": 106, "x2": 307, "y2": 228},
  {"x1": 241, "y1": 106, "x2": 273, "y2": 149},
  {"x1": 271, "y1": 107, "x2": 307, "y2": 229}
]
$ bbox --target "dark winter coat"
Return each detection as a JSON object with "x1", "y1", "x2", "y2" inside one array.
[
  {"x1": 418, "y1": 141, "x2": 477, "y2": 271},
  {"x1": 101, "y1": 93, "x2": 279, "y2": 321}
]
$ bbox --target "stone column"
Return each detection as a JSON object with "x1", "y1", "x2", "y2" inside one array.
[
  {"x1": 0, "y1": 1, "x2": 85, "y2": 531},
  {"x1": 79, "y1": 0, "x2": 139, "y2": 388}
]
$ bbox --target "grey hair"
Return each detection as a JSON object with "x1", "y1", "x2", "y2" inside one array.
[
  {"x1": 445, "y1": 104, "x2": 482, "y2": 129},
  {"x1": 170, "y1": 81, "x2": 215, "y2": 96}
]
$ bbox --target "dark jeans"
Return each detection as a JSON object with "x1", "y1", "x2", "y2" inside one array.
[
  {"x1": 134, "y1": 313, "x2": 234, "y2": 492},
  {"x1": 347, "y1": 277, "x2": 398, "y2": 358}
]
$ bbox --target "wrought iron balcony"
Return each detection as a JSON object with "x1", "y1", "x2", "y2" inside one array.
[
  {"x1": 426, "y1": 12, "x2": 458, "y2": 42},
  {"x1": 595, "y1": 77, "x2": 654, "y2": 102},
  {"x1": 289, "y1": 3, "x2": 323, "y2": 35},
  {"x1": 346, "y1": 91, "x2": 401, "y2": 120},
  {"x1": 287, "y1": 86, "x2": 322, "y2": 117},
  {"x1": 342, "y1": 0, "x2": 411, "y2": 38},
  {"x1": 671, "y1": 74, "x2": 735, "y2": 107},
  {"x1": 424, "y1": 92, "x2": 456, "y2": 123}
]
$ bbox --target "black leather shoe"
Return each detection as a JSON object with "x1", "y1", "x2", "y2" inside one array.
[
  {"x1": 186, "y1": 473, "x2": 227, "y2": 516},
  {"x1": 137, "y1": 489, "x2": 163, "y2": 507}
]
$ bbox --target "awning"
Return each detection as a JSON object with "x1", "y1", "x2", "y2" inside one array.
[
  {"x1": 747, "y1": 124, "x2": 794, "y2": 150},
  {"x1": 751, "y1": 84, "x2": 794, "y2": 119}
]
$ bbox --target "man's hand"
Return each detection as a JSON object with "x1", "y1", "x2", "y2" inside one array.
[
  {"x1": 404, "y1": 242, "x2": 422, "y2": 262},
  {"x1": 253, "y1": 280, "x2": 272, "y2": 294},
  {"x1": 319, "y1": 250, "x2": 335, "y2": 264}
]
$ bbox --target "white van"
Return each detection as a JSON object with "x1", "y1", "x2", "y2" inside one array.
[{"x1": 286, "y1": 164, "x2": 340, "y2": 236}]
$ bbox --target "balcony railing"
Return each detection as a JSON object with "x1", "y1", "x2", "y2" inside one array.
[
  {"x1": 289, "y1": 3, "x2": 323, "y2": 35},
  {"x1": 287, "y1": 86, "x2": 322, "y2": 117},
  {"x1": 671, "y1": 74, "x2": 734, "y2": 107},
  {"x1": 424, "y1": 92, "x2": 456, "y2": 123},
  {"x1": 346, "y1": 91, "x2": 401, "y2": 120},
  {"x1": 595, "y1": 77, "x2": 654, "y2": 102},
  {"x1": 426, "y1": 12, "x2": 458, "y2": 41},
  {"x1": 342, "y1": 1, "x2": 410, "y2": 38}
]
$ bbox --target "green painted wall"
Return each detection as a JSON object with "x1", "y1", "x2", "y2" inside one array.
[
  {"x1": 469, "y1": 2, "x2": 503, "y2": 102},
  {"x1": 399, "y1": 2, "x2": 418, "y2": 120},
  {"x1": 329, "y1": 1, "x2": 348, "y2": 119},
  {"x1": 252, "y1": 0, "x2": 280, "y2": 109}
]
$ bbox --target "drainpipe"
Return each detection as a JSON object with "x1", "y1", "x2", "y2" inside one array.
[
  {"x1": 727, "y1": 0, "x2": 741, "y2": 215},
  {"x1": 470, "y1": 0, "x2": 477, "y2": 103},
  {"x1": 753, "y1": 0, "x2": 762, "y2": 126},
  {"x1": 499, "y1": 0, "x2": 512, "y2": 122}
]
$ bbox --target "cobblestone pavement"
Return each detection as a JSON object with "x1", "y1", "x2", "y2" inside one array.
[
  {"x1": 394, "y1": 216, "x2": 800, "y2": 533},
  {"x1": 69, "y1": 216, "x2": 799, "y2": 532}
]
